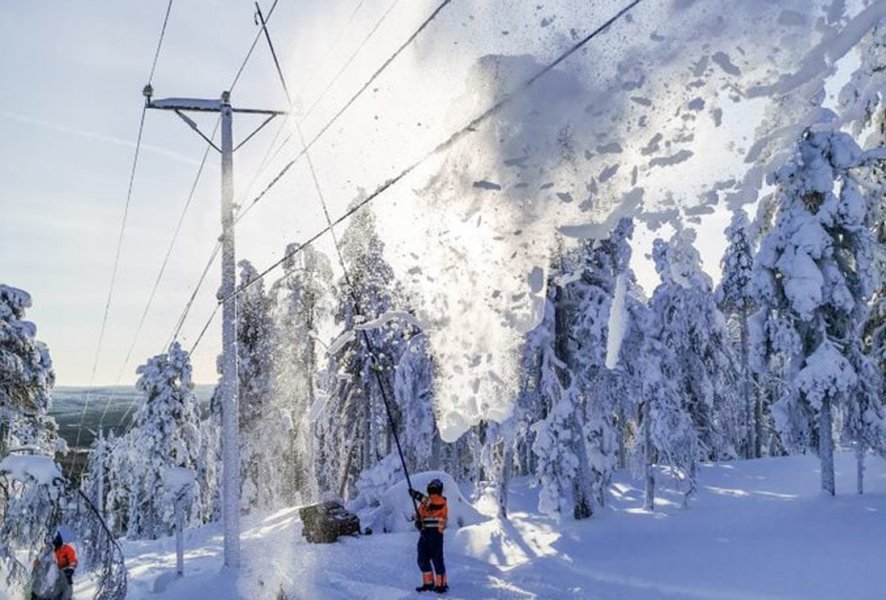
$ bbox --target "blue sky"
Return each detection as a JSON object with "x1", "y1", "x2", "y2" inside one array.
[{"x1": 1, "y1": 1, "x2": 337, "y2": 386}]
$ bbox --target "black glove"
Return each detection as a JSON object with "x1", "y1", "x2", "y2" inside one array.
[
  {"x1": 409, "y1": 488, "x2": 425, "y2": 502},
  {"x1": 414, "y1": 515, "x2": 423, "y2": 531},
  {"x1": 63, "y1": 568, "x2": 74, "y2": 584}
]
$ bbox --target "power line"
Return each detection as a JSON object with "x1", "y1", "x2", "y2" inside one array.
[
  {"x1": 235, "y1": 0, "x2": 453, "y2": 223},
  {"x1": 298, "y1": 0, "x2": 367, "y2": 94},
  {"x1": 147, "y1": 0, "x2": 175, "y2": 84},
  {"x1": 230, "y1": 0, "x2": 281, "y2": 90},
  {"x1": 114, "y1": 119, "x2": 220, "y2": 385},
  {"x1": 227, "y1": 0, "x2": 644, "y2": 302},
  {"x1": 301, "y1": 0, "x2": 403, "y2": 122},
  {"x1": 168, "y1": 241, "x2": 222, "y2": 348},
  {"x1": 80, "y1": 0, "x2": 176, "y2": 454},
  {"x1": 92, "y1": 1, "x2": 289, "y2": 453}
]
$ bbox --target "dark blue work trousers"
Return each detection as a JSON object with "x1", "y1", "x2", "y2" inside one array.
[{"x1": 417, "y1": 529, "x2": 445, "y2": 576}]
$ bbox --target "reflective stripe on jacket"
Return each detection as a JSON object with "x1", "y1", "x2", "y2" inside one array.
[{"x1": 418, "y1": 494, "x2": 448, "y2": 532}]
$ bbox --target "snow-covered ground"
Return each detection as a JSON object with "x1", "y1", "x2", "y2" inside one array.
[{"x1": 77, "y1": 451, "x2": 886, "y2": 600}]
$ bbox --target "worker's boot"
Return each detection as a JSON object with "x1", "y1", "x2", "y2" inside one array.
[
  {"x1": 434, "y1": 574, "x2": 448, "y2": 594},
  {"x1": 416, "y1": 573, "x2": 434, "y2": 592}
]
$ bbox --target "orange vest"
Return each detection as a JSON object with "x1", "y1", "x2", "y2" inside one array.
[
  {"x1": 418, "y1": 494, "x2": 448, "y2": 532},
  {"x1": 55, "y1": 544, "x2": 77, "y2": 570}
]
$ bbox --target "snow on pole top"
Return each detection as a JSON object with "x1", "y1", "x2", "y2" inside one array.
[
  {"x1": 149, "y1": 98, "x2": 222, "y2": 111},
  {"x1": 162, "y1": 467, "x2": 196, "y2": 502}
]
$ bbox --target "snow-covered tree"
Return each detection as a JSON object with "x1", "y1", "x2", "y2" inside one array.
[
  {"x1": 752, "y1": 130, "x2": 885, "y2": 495},
  {"x1": 270, "y1": 244, "x2": 334, "y2": 504},
  {"x1": 0, "y1": 285, "x2": 60, "y2": 456},
  {"x1": 233, "y1": 260, "x2": 278, "y2": 511},
  {"x1": 622, "y1": 297, "x2": 696, "y2": 510},
  {"x1": 568, "y1": 218, "x2": 637, "y2": 503},
  {"x1": 716, "y1": 209, "x2": 760, "y2": 457},
  {"x1": 529, "y1": 280, "x2": 595, "y2": 520},
  {"x1": 394, "y1": 333, "x2": 436, "y2": 472},
  {"x1": 110, "y1": 343, "x2": 203, "y2": 538},
  {"x1": 0, "y1": 454, "x2": 66, "y2": 574},
  {"x1": 0, "y1": 286, "x2": 66, "y2": 585},
  {"x1": 651, "y1": 228, "x2": 741, "y2": 465},
  {"x1": 317, "y1": 208, "x2": 413, "y2": 499},
  {"x1": 78, "y1": 430, "x2": 113, "y2": 569}
]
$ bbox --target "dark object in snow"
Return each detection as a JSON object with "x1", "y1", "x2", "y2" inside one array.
[
  {"x1": 472, "y1": 180, "x2": 502, "y2": 191},
  {"x1": 299, "y1": 501, "x2": 361, "y2": 543}
]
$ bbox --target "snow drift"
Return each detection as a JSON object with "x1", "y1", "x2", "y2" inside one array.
[{"x1": 354, "y1": 470, "x2": 485, "y2": 534}]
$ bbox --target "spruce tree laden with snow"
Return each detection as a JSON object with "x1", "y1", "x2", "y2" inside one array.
[
  {"x1": 751, "y1": 130, "x2": 885, "y2": 495},
  {"x1": 0, "y1": 285, "x2": 67, "y2": 577},
  {"x1": 0, "y1": 284, "x2": 61, "y2": 456},
  {"x1": 568, "y1": 217, "x2": 637, "y2": 503},
  {"x1": 270, "y1": 244, "x2": 334, "y2": 503},
  {"x1": 108, "y1": 343, "x2": 203, "y2": 539},
  {"x1": 394, "y1": 333, "x2": 437, "y2": 472},
  {"x1": 233, "y1": 260, "x2": 279, "y2": 510},
  {"x1": 651, "y1": 228, "x2": 742, "y2": 466},
  {"x1": 529, "y1": 281, "x2": 595, "y2": 520},
  {"x1": 716, "y1": 209, "x2": 760, "y2": 457},
  {"x1": 317, "y1": 208, "x2": 412, "y2": 499}
]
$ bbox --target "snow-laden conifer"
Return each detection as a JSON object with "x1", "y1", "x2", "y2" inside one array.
[
  {"x1": 752, "y1": 130, "x2": 885, "y2": 495},
  {"x1": 317, "y1": 209, "x2": 412, "y2": 499},
  {"x1": 109, "y1": 343, "x2": 203, "y2": 538},
  {"x1": 270, "y1": 245, "x2": 334, "y2": 503},
  {"x1": 651, "y1": 228, "x2": 741, "y2": 464},
  {"x1": 0, "y1": 285, "x2": 61, "y2": 455},
  {"x1": 717, "y1": 209, "x2": 760, "y2": 457}
]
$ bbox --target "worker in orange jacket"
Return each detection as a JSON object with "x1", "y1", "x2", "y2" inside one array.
[
  {"x1": 53, "y1": 531, "x2": 77, "y2": 598},
  {"x1": 409, "y1": 479, "x2": 449, "y2": 594}
]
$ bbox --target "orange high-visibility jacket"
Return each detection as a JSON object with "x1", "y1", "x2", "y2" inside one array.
[
  {"x1": 55, "y1": 544, "x2": 77, "y2": 570},
  {"x1": 418, "y1": 494, "x2": 448, "y2": 532}
]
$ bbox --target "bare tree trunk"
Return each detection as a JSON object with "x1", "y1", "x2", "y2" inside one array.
[
  {"x1": 754, "y1": 375, "x2": 764, "y2": 458},
  {"x1": 616, "y1": 408, "x2": 627, "y2": 469},
  {"x1": 819, "y1": 396, "x2": 835, "y2": 496},
  {"x1": 643, "y1": 400, "x2": 655, "y2": 511},
  {"x1": 175, "y1": 499, "x2": 185, "y2": 576},
  {"x1": 430, "y1": 428, "x2": 441, "y2": 470},
  {"x1": 740, "y1": 311, "x2": 754, "y2": 459},
  {"x1": 499, "y1": 443, "x2": 513, "y2": 519},
  {"x1": 856, "y1": 440, "x2": 865, "y2": 495},
  {"x1": 0, "y1": 420, "x2": 7, "y2": 458}
]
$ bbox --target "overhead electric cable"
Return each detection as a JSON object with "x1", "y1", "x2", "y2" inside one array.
[
  {"x1": 235, "y1": 0, "x2": 453, "y2": 223},
  {"x1": 259, "y1": 11, "x2": 422, "y2": 505},
  {"x1": 113, "y1": 0, "x2": 288, "y2": 444},
  {"x1": 79, "y1": 0, "x2": 176, "y2": 456},
  {"x1": 113, "y1": 119, "x2": 220, "y2": 385},
  {"x1": 228, "y1": 0, "x2": 643, "y2": 301},
  {"x1": 230, "y1": 0, "x2": 281, "y2": 90},
  {"x1": 301, "y1": 0, "x2": 403, "y2": 122}
]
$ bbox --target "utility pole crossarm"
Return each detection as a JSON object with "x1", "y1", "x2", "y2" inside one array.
[{"x1": 146, "y1": 96, "x2": 286, "y2": 116}]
